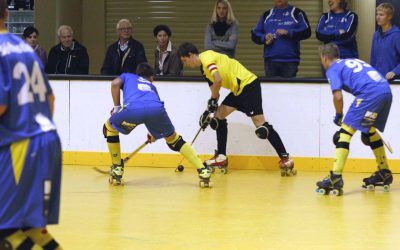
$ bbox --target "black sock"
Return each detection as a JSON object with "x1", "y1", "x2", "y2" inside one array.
[
  {"x1": 216, "y1": 119, "x2": 228, "y2": 155},
  {"x1": 267, "y1": 124, "x2": 287, "y2": 158}
]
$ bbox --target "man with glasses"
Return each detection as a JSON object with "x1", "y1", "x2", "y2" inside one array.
[{"x1": 101, "y1": 19, "x2": 147, "y2": 75}]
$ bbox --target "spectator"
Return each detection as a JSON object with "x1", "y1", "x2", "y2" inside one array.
[
  {"x1": 46, "y1": 25, "x2": 89, "y2": 74},
  {"x1": 153, "y1": 24, "x2": 182, "y2": 76},
  {"x1": 371, "y1": 3, "x2": 400, "y2": 80},
  {"x1": 251, "y1": 0, "x2": 311, "y2": 77},
  {"x1": 22, "y1": 26, "x2": 47, "y2": 64},
  {"x1": 204, "y1": 0, "x2": 238, "y2": 58},
  {"x1": 101, "y1": 19, "x2": 147, "y2": 75},
  {"x1": 316, "y1": 0, "x2": 358, "y2": 60}
]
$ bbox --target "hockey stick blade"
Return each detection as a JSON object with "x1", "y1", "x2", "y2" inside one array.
[{"x1": 93, "y1": 166, "x2": 110, "y2": 175}]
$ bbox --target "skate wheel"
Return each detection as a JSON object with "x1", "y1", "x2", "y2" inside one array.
[
  {"x1": 280, "y1": 171, "x2": 286, "y2": 177},
  {"x1": 108, "y1": 177, "x2": 113, "y2": 184},
  {"x1": 383, "y1": 185, "x2": 390, "y2": 192},
  {"x1": 331, "y1": 189, "x2": 343, "y2": 196},
  {"x1": 199, "y1": 181, "x2": 205, "y2": 188},
  {"x1": 221, "y1": 168, "x2": 227, "y2": 174},
  {"x1": 366, "y1": 184, "x2": 375, "y2": 191},
  {"x1": 292, "y1": 169, "x2": 297, "y2": 176},
  {"x1": 316, "y1": 188, "x2": 327, "y2": 195}
]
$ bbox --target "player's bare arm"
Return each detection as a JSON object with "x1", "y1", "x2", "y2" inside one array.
[
  {"x1": 48, "y1": 94, "x2": 55, "y2": 117},
  {"x1": 0, "y1": 105, "x2": 6, "y2": 116},
  {"x1": 210, "y1": 71, "x2": 222, "y2": 100},
  {"x1": 332, "y1": 90, "x2": 343, "y2": 115},
  {"x1": 111, "y1": 77, "x2": 123, "y2": 106}
]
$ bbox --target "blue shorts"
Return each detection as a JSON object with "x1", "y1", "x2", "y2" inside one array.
[
  {"x1": 0, "y1": 131, "x2": 62, "y2": 229},
  {"x1": 109, "y1": 103, "x2": 175, "y2": 139},
  {"x1": 344, "y1": 93, "x2": 392, "y2": 133}
]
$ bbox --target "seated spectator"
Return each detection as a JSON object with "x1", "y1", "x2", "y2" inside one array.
[
  {"x1": 23, "y1": 26, "x2": 47, "y2": 64},
  {"x1": 101, "y1": 19, "x2": 147, "y2": 75},
  {"x1": 204, "y1": 0, "x2": 238, "y2": 58},
  {"x1": 45, "y1": 25, "x2": 89, "y2": 74},
  {"x1": 153, "y1": 24, "x2": 182, "y2": 76},
  {"x1": 251, "y1": 0, "x2": 311, "y2": 77},
  {"x1": 316, "y1": 0, "x2": 358, "y2": 60},
  {"x1": 371, "y1": 2, "x2": 400, "y2": 80}
]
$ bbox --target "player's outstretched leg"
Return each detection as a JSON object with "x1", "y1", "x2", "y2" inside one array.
[
  {"x1": 166, "y1": 132, "x2": 213, "y2": 187},
  {"x1": 316, "y1": 171, "x2": 344, "y2": 196},
  {"x1": 198, "y1": 164, "x2": 212, "y2": 188},
  {"x1": 279, "y1": 153, "x2": 296, "y2": 177},
  {"x1": 204, "y1": 150, "x2": 228, "y2": 174},
  {"x1": 109, "y1": 160, "x2": 124, "y2": 185},
  {"x1": 23, "y1": 228, "x2": 63, "y2": 250},
  {"x1": 362, "y1": 168, "x2": 393, "y2": 192}
]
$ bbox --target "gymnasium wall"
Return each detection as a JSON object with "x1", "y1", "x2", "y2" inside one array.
[{"x1": 51, "y1": 79, "x2": 400, "y2": 172}]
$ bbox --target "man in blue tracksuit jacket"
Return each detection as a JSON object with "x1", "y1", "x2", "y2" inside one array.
[
  {"x1": 371, "y1": 3, "x2": 400, "y2": 81},
  {"x1": 316, "y1": 0, "x2": 358, "y2": 60},
  {"x1": 251, "y1": 0, "x2": 311, "y2": 78}
]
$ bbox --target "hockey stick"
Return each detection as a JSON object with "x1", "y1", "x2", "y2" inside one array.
[
  {"x1": 93, "y1": 140, "x2": 149, "y2": 174},
  {"x1": 382, "y1": 138, "x2": 393, "y2": 154}
]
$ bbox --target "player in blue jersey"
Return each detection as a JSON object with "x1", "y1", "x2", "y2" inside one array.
[
  {"x1": 103, "y1": 63, "x2": 212, "y2": 187},
  {"x1": 0, "y1": 1, "x2": 63, "y2": 249},
  {"x1": 316, "y1": 43, "x2": 393, "y2": 196}
]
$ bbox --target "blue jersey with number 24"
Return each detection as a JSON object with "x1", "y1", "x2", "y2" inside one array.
[{"x1": 0, "y1": 31, "x2": 56, "y2": 147}]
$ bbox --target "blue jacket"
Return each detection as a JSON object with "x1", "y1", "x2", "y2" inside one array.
[
  {"x1": 371, "y1": 25, "x2": 400, "y2": 77},
  {"x1": 251, "y1": 5, "x2": 311, "y2": 62},
  {"x1": 316, "y1": 10, "x2": 358, "y2": 59}
]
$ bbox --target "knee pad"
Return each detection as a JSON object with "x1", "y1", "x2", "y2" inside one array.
[
  {"x1": 210, "y1": 118, "x2": 226, "y2": 130},
  {"x1": 167, "y1": 135, "x2": 186, "y2": 152},
  {"x1": 255, "y1": 122, "x2": 271, "y2": 139},
  {"x1": 361, "y1": 133, "x2": 370, "y2": 146},
  {"x1": 333, "y1": 130, "x2": 340, "y2": 146},
  {"x1": 103, "y1": 121, "x2": 119, "y2": 142}
]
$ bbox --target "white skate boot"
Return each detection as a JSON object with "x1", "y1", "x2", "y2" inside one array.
[
  {"x1": 279, "y1": 154, "x2": 296, "y2": 177},
  {"x1": 198, "y1": 166, "x2": 212, "y2": 188},
  {"x1": 109, "y1": 162, "x2": 124, "y2": 185},
  {"x1": 204, "y1": 150, "x2": 228, "y2": 174}
]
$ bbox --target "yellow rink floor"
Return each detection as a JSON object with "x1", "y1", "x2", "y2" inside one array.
[{"x1": 49, "y1": 165, "x2": 400, "y2": 250}]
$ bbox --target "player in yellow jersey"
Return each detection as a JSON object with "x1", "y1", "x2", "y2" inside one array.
[{"x1": 178, "y1": 42, "x2": 295, "y2": 176}]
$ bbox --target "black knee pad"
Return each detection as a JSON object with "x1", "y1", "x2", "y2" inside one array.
[
  {"x1": 333, "y1": 130, "x2": 340, "y2": 146},
  {"x1": 167, "y1": 135, "x2": 186, "y2": 152},
  {"x1": 210, "y1": 118, "x2": 226, "y2": 130},
  {"x1": 255, "y1": 122, "x2": 271, "y2": 139},
  {"x1": 361, "y1": 133, "x2": 370, "y2": 146}
]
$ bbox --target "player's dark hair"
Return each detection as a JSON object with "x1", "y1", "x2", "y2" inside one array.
[
  {"x1": 339, "y1": 0, "x2": 347, "y2": 10},
  {"x1": 136, "y1": 63, "x2": 155, "y2": 79},
  {"x1": 319, "y1": 43, "x2": 340, "y2": 60},
  {"x1": 153, "y1": 24, "x2": 172, "y2": 37},
  {"x1": 0, "y1": 0, "x2": 7, "y2": 19},
  {"x1": 23, "y1": 26, "x2": 39, "y2": 38},
  {"x1": 177, "y1": 42, "x2": 199, "y2": 58}
]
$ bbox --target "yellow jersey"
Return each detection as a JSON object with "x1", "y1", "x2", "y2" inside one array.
[{"x1": 199, "y1": 50, "x2": 257, "y2": 96}]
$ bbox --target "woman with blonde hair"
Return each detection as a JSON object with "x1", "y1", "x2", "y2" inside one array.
[
  {"x1": 371, "y1": 2, "x2": 400, "y2": 80},
  {"x1": 204, "y1": 0, "x2": 238, "y2": 58}
]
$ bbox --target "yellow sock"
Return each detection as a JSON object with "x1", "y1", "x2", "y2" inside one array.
[
  {"x1": 105, "y1": 120, "x2": 121, "y2": 165},
  {"x1": 368, "y1": 127, "x2": 389, "y2": 170},
  {"x1": 332, "y1": 124, "x2": 355, "y2": 175},
  {"x1": 179, "y1": 143, "x2": 204, "y2": 170},
  {"x1": 24, "y1": 228, "x2": 63, "y2": 250},
  {"x1": 3, "y1": 230, "x2": 42, "y2": 250}
]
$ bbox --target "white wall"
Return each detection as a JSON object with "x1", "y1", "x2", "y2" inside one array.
[{"x1": 51, "y1": 80, "x2": 400, "y2": 160}]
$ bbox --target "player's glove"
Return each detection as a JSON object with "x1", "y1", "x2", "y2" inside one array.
[
  {"x1": 207, "y1": 98, "x2": 218, "y2": 113},
  {"x1": 333, "y1": 113, "x2": 343, "y2": 126},
  {"x1": 110, "y1": 105, "x2": 122, "y2": 115},
  {"x1": 199, "y1": 110, "x2": 211, "y2": 129},
  {"x1": 147, "y1": 133, "x2": 156, "y2": 143}
]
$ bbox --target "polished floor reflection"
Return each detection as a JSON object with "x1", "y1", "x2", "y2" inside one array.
[{"x1": 49, "y1": 165, "x2": 400, "y2": 250}]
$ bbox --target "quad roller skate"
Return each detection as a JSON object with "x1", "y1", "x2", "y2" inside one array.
[
  {"x1": 109, "y1": 162, "x2": 124, "y2": 185},
  {"x1": 204, "y1": 150, "x2": 228, "y2": 174},
  {"x1": 198, "y1": 165, "x2": 212, "y2": 188},
  {"x1": 362, "y1": 168, "x2": 393, "y2": 192},
  {"x1": 316, "y1": 171, "x2": 344, "y2": 196},
  {"x1": 279, "y1": 154, "x2": 296, "y2": 177}
]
